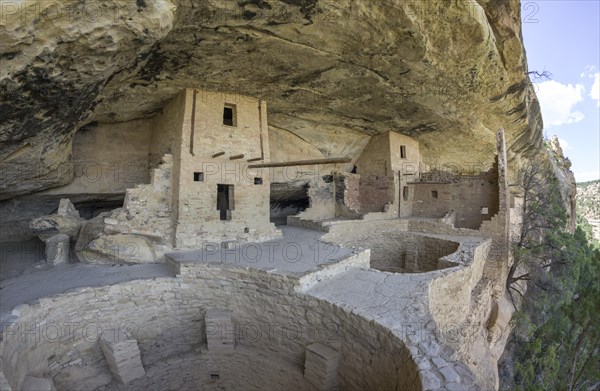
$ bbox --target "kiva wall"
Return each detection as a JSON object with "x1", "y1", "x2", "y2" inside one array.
[
  {"x1": 0, "y1": 267, "x2": 421, "y2": 391},
  {"x1": 322, "y1": 220, "x2": 461, "y2": 273}
]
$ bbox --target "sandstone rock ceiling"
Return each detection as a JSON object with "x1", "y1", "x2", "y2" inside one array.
[{"x1": 0, "y1": 0, "x2": 543, "y2": 200}]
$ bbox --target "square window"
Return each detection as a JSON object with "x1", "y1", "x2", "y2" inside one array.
[
  {"x1": 210, "y1": 374, "x2": 220, "y2": 380},
  {"x1": 400, "y1": 145, "x2": 407, "y2": 159},
  {"x1": 193, "y1": 172, "x2": 204, "y2": 182},
  {"x1": 223, "y1": 104, "x2": 236, "y2": 126},
  {"x1": 431, "y1": 190, "x2": 438, "y2": 199},
  {"x1": 254, "y1": 177, "x2": 263, "y2": 185}
]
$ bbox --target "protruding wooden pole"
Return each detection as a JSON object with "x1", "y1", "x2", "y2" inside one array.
[{"x1": 248, "y1": 157, "x2": 351, "y2": 169}]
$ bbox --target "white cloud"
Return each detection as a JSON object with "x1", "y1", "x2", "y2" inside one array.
[
  {"x1": 558, "y1": 138, "x2": 572, "y2": 150},
  {"x1": 537, "y1": 80, "x2": 585, "y2": 127},
  {"x1": 575, "y1": 170, "x2": 600, "y2": 183},
  {"x1": 590, "y1": 72, "x2": 600, "y2": 107},
  {"x1": 581, "y1": 65, "x2": 597, "y2": 77}
]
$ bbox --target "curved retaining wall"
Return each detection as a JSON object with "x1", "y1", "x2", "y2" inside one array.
[
  {"x1": 0, "y1": 265, "x2": 421, "y2": 391},
  {"x1": 322, "y1": 220, "x2": 463, "y2": 273},
  {"x1": 428, "y1": 239, "x2": 490, "y2": 328}
]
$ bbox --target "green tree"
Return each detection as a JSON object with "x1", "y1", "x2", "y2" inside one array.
[{"x1": 507, "y1": 160, "x2": 600, "y2": 390}]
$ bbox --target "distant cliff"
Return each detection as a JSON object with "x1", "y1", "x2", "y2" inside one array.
[
  {"x1": 577, "y1": 180, "x2": 600, "y2": 241},
  {"x1": 577, "y1": 180, "x2": 600, "y2": 220}
]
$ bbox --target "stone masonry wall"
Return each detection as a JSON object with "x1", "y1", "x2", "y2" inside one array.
[
  {"x1": 174, "y1": 89, "x2": 279, "y2": 247},
  {"x1": 0, "y1": 265, "x2": 421, "y2": 391},
  {"x1": 427, "y1": 239, "x2": 490, "y2": 328},
  {"x1": 295, "y1": 174, "x2": 337, "y2": 221},
  {"x1": 389, "y1": 132, "x2": 421, "y2": 176},
  {"x1": 412, "y1": 177, "x2": 500, "y2": 229},
  {"x1": 103, "y1": 155, "x2": 174, "y2": 246},
  {"x1": 322, "y1": 220, "x2": 461, "y2": 273},
  {"x1": 148, "y1": 92, "x2": 186, "y2": 170},
  {"x1": 358, "y1": 175, "x2": 395, "y2": 213},
  {"x1": 333, "y1": 173, "x2": 362, "y2": 219},
  {"x1": 356, "y1": 132, "x2": 395, "y2": 214}
]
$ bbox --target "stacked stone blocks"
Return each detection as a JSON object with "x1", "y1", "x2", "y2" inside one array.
[
  {"x1": 99, "y1": 329, "x2": 146, "y2": 384},
  {"x1": 303, "y1": 343, "x2": 340, "y2": 390}
]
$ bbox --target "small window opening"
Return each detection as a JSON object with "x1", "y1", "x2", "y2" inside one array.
[
  {"x1": 351, "y1": 165, "x2": 357, "y2": 174},
  {"x1": 400, "y1": 145, "x2": 407, "y2": 159},
  {"x1": 403, "y1": 186, "x2": 409, "y2": 201},
  {"x1": 223, "y1": 104, "x2": 236, "y2": 126},
  {"x1": 210, "y1": 374, "x2": 220, "y2": 380},
  {"x1": 194, "y1": 172, "x2": 204, "y2": 182},
  {"x1": 254, "y1": 177, "x2": 263, "y2": 185},
  {"x1": 431, "y1": 190, "x2": 438, "y2": 199},
  {"x1": 217, "y1": 184, "x2": 234, "y2": 221}
]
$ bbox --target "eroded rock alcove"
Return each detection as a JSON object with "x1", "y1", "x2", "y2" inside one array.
[
  {"x1": 1, "y1": 87, "x2": 515, "y2": 390},
  {"x1": 0, "y1": 0, "x2": 578, "y2": 390}
]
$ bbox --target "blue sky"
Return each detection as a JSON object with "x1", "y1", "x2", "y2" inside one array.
[{"x1": 521, "y1": 0, "x2": 600, "y2": 182}]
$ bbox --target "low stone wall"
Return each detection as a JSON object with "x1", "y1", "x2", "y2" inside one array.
[
  {"x1": 286, "y1": 216, "x2": 330, "y2": 232},
  {"x1": 0, "y1": 263, "x2": 420, "y2": 391},
  {"x1": 427, "y1": 239, "x2": 490, "y2": 328}
]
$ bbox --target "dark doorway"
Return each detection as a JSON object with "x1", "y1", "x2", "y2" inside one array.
[
  {"x1": 269, "y1": 182, "x2": 309, "y2": 225},
  {"x1": 217, "y1": 184, "x2": 234, "y2": 220}
]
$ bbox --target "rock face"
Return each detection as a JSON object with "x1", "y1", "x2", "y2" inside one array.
[
  {"x1": 30, "y1": 198, "x2": 84, "y2": 241},
  {"x1": 548, "y1": 136, "x2": 578, "y2": 233},
  {"x1": 0, "y1": 0, "x2": 176, "y2": 199},
  {"x1": 20, "y1": 376, "x2": 56, "y2": 391},
  {"x1": 75, "y1": 213, "x2": 158, "y2": 264},
  {"x1": 1, "y1": 0, "x2": 541, "y2": 201}
]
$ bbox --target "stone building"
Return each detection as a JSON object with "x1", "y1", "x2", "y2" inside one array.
[
  {"x1": 168, "y1": 89, "x2": 280, "y2": 248},
  {"x1": 293, "y1": 130, "x2": 502, "y2": 232},
  {"x1": 67, "y1": 89, "x2": 280, "y2": 262},
  {"x1": 354, "y1": 131, "x2": 421, "y2": 217}
]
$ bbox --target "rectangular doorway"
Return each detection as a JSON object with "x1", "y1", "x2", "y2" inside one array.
[{"x1": 217, "y1": 184, "x2": 234, "y2": 221}]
